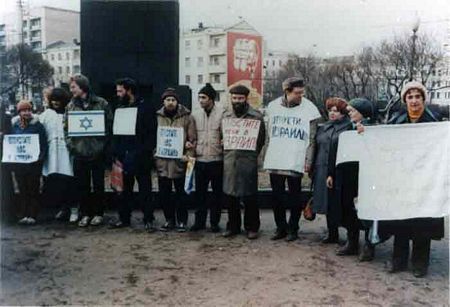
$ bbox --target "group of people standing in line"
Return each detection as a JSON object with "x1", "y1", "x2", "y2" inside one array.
[{"x1": 2, "y1": 73, "x2": 444, "y2": 278}]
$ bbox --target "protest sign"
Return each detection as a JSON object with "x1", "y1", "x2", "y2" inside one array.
[
  {"x1": 68, "y1": 110, "x2": 105, "y2": 137},
  {"x1": 2, "y1": 134, "x2": 40, "y2": 163},
  {"x1": 113, "y1": 107, "x2": 137, "y2": 135},
  {"x1": 155, "y1": 126, "x2": 184, "y2": 159},
  {"x1": 222, "y1": 118, "x2": 260, "y2": 151}
]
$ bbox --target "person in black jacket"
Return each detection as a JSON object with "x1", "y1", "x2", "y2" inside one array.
[
  {"x1": 312, "y1": 97, "x2": 352, "y2": 244},
  {"x1": 109, "y1": 78, "x2": 157, "y2": 232}
]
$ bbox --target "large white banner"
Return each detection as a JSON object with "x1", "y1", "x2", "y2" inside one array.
[
  {"x1": 2, "y1": 134, "x2": 40, "y2": 163},
  {"x1": 336, "y1": 130, "x2": 364, "y2": 165},
  {"x1": 348, "y1": 122, "x2": 450, "y2": 220},
  {"x1": 155, "y1": 126, "x2": 184, "y2": 159},
  {"x1": 113, "y1": 108, "x2": 137, "y2": 135},
  {"x1": 68, "y1": 110, "x2": 105, "y2": 137},
  {"x1": 222, "y1": 118, "x2": 260, "y2": 151}
]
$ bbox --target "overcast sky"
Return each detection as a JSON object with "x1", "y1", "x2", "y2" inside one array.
[{"x1": 1, "y1": 0, "x2": 449, "y2": 56}]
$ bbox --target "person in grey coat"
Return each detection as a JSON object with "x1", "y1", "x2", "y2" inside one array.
[{"x1": 312, "y1": 97, "x2": 352, "y2": 244}]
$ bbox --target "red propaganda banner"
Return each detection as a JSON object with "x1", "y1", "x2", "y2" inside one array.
[{"x1": 227, "y1": 32, "x2": 263, "y2": 109}]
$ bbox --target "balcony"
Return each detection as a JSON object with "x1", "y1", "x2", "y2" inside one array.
[
  {"x1": 209, "y1": 46, "x2": 226, "y2": 56},
  {"x1": 208, "y1": 63, "x2": 226, "y2": 74}
]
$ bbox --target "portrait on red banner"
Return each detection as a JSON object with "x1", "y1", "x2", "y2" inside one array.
[{"x1": 227, "y1": 32, "x2": 263, "y2": 109}]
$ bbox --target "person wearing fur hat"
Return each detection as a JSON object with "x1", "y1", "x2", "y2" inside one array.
[
  {"x1": 264, "y1": 77, "x2": 322, "y2": 242},
  {"x1": 7, "y1": 100, "x2": 47, "y2": 225},
  {"x1": 155, "y1": 87, "x2": 197, "y2": 232},
  {"x1": 66, "y1": 74, "x2": 113, "y2": 227},
  {"x1": 39, "y1": 88, "x2": 76, "y2": 222},
  {"x1": 222, "y1": 84, "x2": 266, "y2": 240},
  {"x1": 190, "y1": 83, "x2": 225, "y2": 232},
  {"x1": 381, "y1": 81, "x2": 443, "y2": 277}
]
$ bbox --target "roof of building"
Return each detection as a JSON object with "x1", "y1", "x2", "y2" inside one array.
[{"x1": 46, "y1": 40, "x2": 80, "y2": 50}]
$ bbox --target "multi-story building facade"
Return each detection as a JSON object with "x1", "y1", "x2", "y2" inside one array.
[
  {"x1": 180, "y1": 21, "x2": 263, "y2": 111},
  {"x1": 43, "y1": 40, "x2": 81, "y2": 86}
]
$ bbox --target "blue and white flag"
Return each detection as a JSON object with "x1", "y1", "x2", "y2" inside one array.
[{"x1": 68, "y1": 110, "x2": 105, "y2": 137}]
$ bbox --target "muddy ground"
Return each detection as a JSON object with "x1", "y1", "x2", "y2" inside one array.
[{"x1": 0, "y1": 211, "x2": 448, "y2": 306}]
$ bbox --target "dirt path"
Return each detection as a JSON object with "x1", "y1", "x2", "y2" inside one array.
[{"x1": 0, "y1": 211, "x2": 448, "y2": 306}]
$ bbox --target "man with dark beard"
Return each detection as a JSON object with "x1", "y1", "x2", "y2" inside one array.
[
  {"x1": 222, "y1": 85, "x2": 265, "y2": 240},
  {"x1": 109, "y1": 78, "x2": 157, "y2": 232}
]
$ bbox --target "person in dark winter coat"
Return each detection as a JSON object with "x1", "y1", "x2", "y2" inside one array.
[
  {"x1": 312, "y1": 97, "x2": 352, "y2": 244},
  {"x1": 8, "y1": 100, "x2": 47, "y2": 225},
  {"x1": 335, "y1": 98, "x2": 375, "y2": 258},
  {"x1": 190, "y1": 83, "x2": 225, "y2": 233},
  {"x1": 109, "y1": 78, "x2": 157, "y2": 232},
  {"x1": 66, "y1": 74, "x2": 113, "y2": 227},
  {"x1": 155, "y1": 88, "x2": 197, "y2": 232},
  {"x1": 382, "y1": 81, "x2": 444, "y2": 278},
  {"x1": 222, "y1": 85, "x2": 266, "y2": 240}
]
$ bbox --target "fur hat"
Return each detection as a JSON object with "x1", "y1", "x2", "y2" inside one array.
[{"x1": 401, "y1": 81, "x2": 427, "y2": 103}]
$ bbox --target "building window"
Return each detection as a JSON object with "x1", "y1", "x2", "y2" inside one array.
[
  {"x1": 58, "y1": 53, "x2": 62, "y2": 60},
  {"x1": 198, "y1": 74, "x2": 203, "y2": 84},
  {"x1": 73, "y1": 50, "x2": 80, "y2": 59},
  {"x1": 212, "y1": 74, "x2": 220, "y2": 83},
  {"x1": 197, "y1": 57, "x2": 203, "y2": 67},
  {"x1": 66, "y1": 66, "x2": 70, "y2": 74},
  {"x1": 210, "y1": 55, "x2": 220, "y2": 66},
  {"x1": 197, "y1": 39, "x2": 203, "y2": 50},
  {"x1": 185, "y1": 57, "x2": 191, "y2": 67},
  {"x1": 185, "y1": 40, "x2": 191, "y2": 50},
  {"x1": 73, "y1": 65, "x2": 80, "y2": 73},
  {"x1": 66, "y1": 52, "x2": 70, "y2": 60},
  {"x1": 51, "y1": 54, "x2": 55, "y2": 61},
  {"x1": 22, "y1": 20, "x2": 27, "y2": 28},
  {"x1": 210, "y1": 37, "x2": 221, "y2": 48},
  {"x1": 185, "y1": 75, "x2": 190, "y2": 84},
  {"x1": 215, "y1": 92, "x2": 220, "y2": 101},
  {"x1": 431, "y1": 92, "x2": 435, "y2": 99},
  {"x1": 58, "y1": 66, "x2": 62, "y2": 74},
  {"x1": 436, "y1": 92, "x2": 440, "y2": 99},
  {"x1": 30, "y1": 18, "x2": 41, "y2": 28}
]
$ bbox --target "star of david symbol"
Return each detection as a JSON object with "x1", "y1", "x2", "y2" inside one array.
[{"x1": 79, "y1": 116, "x2": 93, "y2": 131}]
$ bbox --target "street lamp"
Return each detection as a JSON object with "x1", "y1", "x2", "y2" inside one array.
[{"x1": 409, "y1": 13, "x2": 420, "y2": 81}]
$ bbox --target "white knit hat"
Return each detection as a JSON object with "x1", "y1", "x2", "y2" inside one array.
[{"x1": 401, "y1": 81, "x2": 427, "y2": 103}]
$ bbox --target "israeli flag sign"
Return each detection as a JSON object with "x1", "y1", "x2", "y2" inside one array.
[{"x1": 68, "y1": 110, "x2": 105, "y2": 137}]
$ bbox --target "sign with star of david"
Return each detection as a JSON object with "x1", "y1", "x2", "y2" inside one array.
[{"x1": 68, "y1": 110, "x2": 106, "y2": 137}]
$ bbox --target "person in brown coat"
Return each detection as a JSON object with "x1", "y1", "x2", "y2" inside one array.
[
  {"x1": 222, "y1": 85, "x2": 266, "y2": 240},
  {"x1": 155, "y1": 88, "x2": 196, "y2": 232}
]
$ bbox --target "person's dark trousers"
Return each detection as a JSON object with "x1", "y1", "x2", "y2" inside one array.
[
  {"x1": 73, "y1": 158, "x2": 105, "y2": 217},
  {"x1": 194, "y1": 161, "x2": 223, "y2": 227},
  {"x1": 118, "y1": 172, "x2": 154, "y2": 224},
  {"x1": 1, "y1": 164, "x2": 15, "y2": 222},
  {"x1": 392, "y1": 235, "x2": 410, "y2": 267},
  {"x1": 269, "y1": 174, "x2": 303, "y2": 234},
  {"x1": 224, "y1": 194, "x2": 260, "y2": 233},
  {"x1": 14, "y1": 162, "x2": 42, "y2": 219},
  {"x1": 411, "y1": 237, "x2": 431, "y2": 271},
  {"x1": 158, "y1": 176, "x2": 187, "y2": 224},
  {"x1": 42, "y1": 174, "x2": 76, "y2": 211}
]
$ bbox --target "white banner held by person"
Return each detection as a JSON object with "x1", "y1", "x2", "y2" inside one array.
[
  {"x1": 156, "y1": 126, "x2": 184, "y2": 159},
  {"x1": 355, "y1": 122, "x2": 450, "y2": 220},
  {"x1": 335, "y1": 130, "x2": 365, "y2": 165},
  {"x1": 264, "y1": 96, "x2": 321, "y2": 173},
  {"x1": 2, "y1": 134, "x2": 40, "y2": 163},
  {"x1": 222, "y1": 118, "x2": 260, "y2": 151},
  {"x1": 68, "y1": 110, "x2": 105, "y2": 137},
  {"x1": 113, "y1": 107, "x2": 137, "y2": 135}
]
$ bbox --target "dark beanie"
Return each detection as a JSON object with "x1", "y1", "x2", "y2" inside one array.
[
  {"x1": 161, "y1": 87, "x2": 180, "y2": 102},
  {"x1": 229, "y1": 84, "x2": 250, "y2": 96},
  {"x1": 199, "y1": 83, "x2": 217, "y2": 100},
  {"x1": 349, "y1": 98, "x2": 374, "y2": 120}
]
